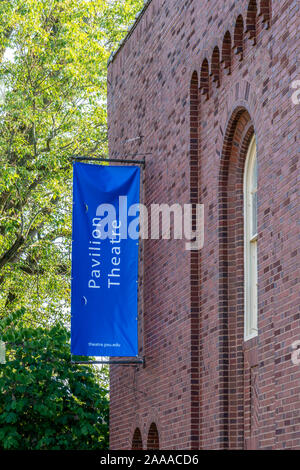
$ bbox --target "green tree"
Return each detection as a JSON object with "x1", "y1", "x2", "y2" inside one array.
[
  {"x1": 0, "y1": 309, "x2": 109, "y2": 450},
  {"x1": 0, "y1": 0, "x2": 143, "y2": 325},
  {"x1": 0, "y1": 0, "x2": 144, "y2": 449}
]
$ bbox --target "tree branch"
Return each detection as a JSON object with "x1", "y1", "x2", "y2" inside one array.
[{"x1": 0, "y1": 234, "x2": 25, "y2": 270}]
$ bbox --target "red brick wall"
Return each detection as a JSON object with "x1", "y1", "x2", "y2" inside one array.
[{"x1": 107, "y1": 0, "x2": 300, "y2": 450}]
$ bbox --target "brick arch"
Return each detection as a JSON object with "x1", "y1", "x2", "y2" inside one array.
[
  {"x1": 233, "y1": 15, "x2": 244, "y2": 61},
  {"x1": 200, "y1": 59, "x2": 209, "y2": 99},
  {"x1": 222, "y1": 31, "x2": 232, "y2": 75},
  {"x1": 147, "y1": 422, "x2": 159, "y2": 450},
  {"x1": 218, "y1": 107, "x2": 256, "y2": 449},
  {"x1": 132, "y1": 427, "x2": 143, "y2": 450},
  {"x1": 246, "y1": 0, "x2": 258, "y2": 45},
  {"x1": 211, "y1": 46, "x2": 221, "y2": 88},
  {"x1": 259, "y1": 0, "x2": 271, "y2": 28}
]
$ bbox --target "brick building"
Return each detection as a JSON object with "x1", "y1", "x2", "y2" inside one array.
[{"x1": 107, "y1": 0, "x2": 300, "y2": 450}]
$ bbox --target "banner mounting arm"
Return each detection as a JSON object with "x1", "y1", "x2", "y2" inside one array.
[
  {"x1": 71, "y1": 356, "x2": 145, "y2": 367},
  {"x1": 71, "y1": 155, "x2": 149, "y2": 168}
]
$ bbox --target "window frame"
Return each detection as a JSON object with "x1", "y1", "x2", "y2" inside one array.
[{"x1": 244, "y1": 135, "x2": 258, "y2": 341}]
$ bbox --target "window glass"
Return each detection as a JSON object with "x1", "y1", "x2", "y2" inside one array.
[{"x1": 244, "y1": 135, "x2": 258, "y2": 340}]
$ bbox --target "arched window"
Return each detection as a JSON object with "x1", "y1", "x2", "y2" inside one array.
[{"x1": 244, "y1": 136, "x2": 258, "y2": 340}]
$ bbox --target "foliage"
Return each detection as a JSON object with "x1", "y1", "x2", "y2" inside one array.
[
  {"x1": 0, "y1": 309, "x2": 109, "y2": 450},
  {"x1": 0, "y1": 0, "x2": 144, "y2": 324},
  {"x1": 0, "y1": 0, "x2": 143, "y2": 449}
]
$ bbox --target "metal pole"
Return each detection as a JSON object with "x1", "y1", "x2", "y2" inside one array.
[
  {"x1": 71, "y1": 357, "x2": 145, "y2": 366},
  {"x1": 138, "y1": 158, "x2": 146, "y2": 367},
  {"x1": 71, "y1": 155, "x2": 148, "y2": 167}
]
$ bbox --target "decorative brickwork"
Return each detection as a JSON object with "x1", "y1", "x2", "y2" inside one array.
[
  {"x1": 233, "y1": 15, "x2": 244, "y2": 61},
  {"x1": 189, "y1": 71, "x2": 200, "y2": 450},
  {"x1": 221, "y1": 31, "x2": 232, "y2": 75},
  {"x1": 107, "y1": 0, "x2": 299, "y2": 450},
  {"x1": 147, "y1": 423, "x2": 160, "y2": 450},
  {"x1": 246, "y1": 1, "x2": 258, "y2": 45},
  {"x1": 132, "y1": 428, "x2": 143, "y2": 450}
]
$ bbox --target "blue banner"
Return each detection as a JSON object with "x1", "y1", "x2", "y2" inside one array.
[{"x1": 71, "y1": 162, "x2": 140, "y2": 357}]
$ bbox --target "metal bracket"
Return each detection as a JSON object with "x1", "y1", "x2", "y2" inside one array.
[
  {"x1": 71, "y1": 356, "x2": 145, "y2": 366},
  {"x1": 71, "y1": 155, "x2": 148, "y2": 168}
]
